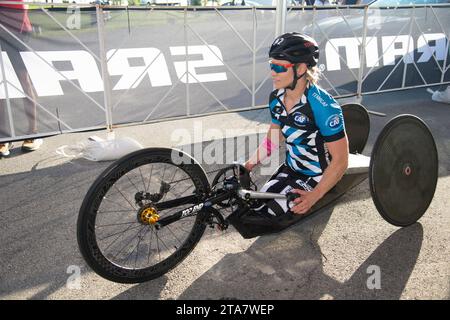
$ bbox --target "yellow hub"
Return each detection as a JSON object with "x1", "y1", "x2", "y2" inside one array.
[{"x1": 140, "y1": 207, "x2": 160, "y2": 225}]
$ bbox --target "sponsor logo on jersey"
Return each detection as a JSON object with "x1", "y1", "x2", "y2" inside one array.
[
  {"x1": 312, "y1": 92, "x2": 328, "y2": 107},
  {"x1": 293, "y1": 112, "x2": 309, "y2": 126},
  {"x1": 327, "y1": 114, "x2": 341, "y2": 130}
]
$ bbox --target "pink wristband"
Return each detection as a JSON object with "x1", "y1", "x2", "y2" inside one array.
[{"x1": 262, "y1": 137, "x2": 277, "y2": 156}]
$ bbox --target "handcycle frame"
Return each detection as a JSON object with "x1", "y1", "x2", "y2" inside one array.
[{"x1": 153, "y1": 164, "x2": 298, "y2": 231}]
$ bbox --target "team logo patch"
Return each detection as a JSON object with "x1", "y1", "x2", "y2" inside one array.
[
  {"x1": 293, "y1": 112, "x2": 309, "y2": 125},
  {"x1": 326, "y1": 114, "x2": 341, "y2": 130}
]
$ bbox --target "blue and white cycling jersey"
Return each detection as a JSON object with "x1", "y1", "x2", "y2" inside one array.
[{"x1": 269, "y1": 84, "x2": 345, "y2": 177}]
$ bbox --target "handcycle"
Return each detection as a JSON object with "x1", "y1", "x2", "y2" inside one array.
[{"x1": 77, "y1": 104, "x2": 438, "y2": 284}]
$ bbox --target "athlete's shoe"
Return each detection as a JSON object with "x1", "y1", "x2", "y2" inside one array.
[
  {"x1": 21, "y1": 139, "x2": 43, "y2": 151},
  {"x1": 432, "y1": 87, "x2": 450, "y2": 104},
  {"x1": 0, "y1": 142, "x2": 12, "y2": 157}
]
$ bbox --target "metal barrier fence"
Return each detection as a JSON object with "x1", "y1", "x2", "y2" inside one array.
[{"x1": 1, "y1": 2, "x2": 449, "y2": 142}]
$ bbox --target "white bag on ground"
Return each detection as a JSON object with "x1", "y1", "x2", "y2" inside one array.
[
  {"x1": 431, "y1": 86, "x2": 450, "y2": 104},
  {"x1": 56, "y1": 136, "x2": 143, "y2": 161}
]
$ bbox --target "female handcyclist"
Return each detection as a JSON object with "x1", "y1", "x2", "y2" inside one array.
[{"x1": 243, "y1": 33, "x2": 349, "y2": 217}]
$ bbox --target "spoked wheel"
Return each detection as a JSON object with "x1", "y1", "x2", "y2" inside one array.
[{"x1": 77, "y1": 148, "x2": 210, "y2": 283}]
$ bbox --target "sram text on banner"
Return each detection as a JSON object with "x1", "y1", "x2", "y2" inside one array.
[{"x1": 0, "y1": 45, "x2": 227, "y2": 99}]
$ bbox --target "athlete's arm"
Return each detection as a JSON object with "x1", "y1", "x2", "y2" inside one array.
[{"x1": 244, "y1": 122, "x2": 284, "y2": 172}]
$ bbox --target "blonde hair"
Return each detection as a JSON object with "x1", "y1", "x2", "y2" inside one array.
[{"x1": 306, "y1": 66, "x2": 321, "y2": 85}]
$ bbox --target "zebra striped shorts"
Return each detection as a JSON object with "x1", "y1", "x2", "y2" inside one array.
[{"x1": 253, "y1": 164, "x2": 321, "y2": 217}]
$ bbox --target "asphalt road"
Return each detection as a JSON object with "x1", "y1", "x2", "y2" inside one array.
[{"x1": 0, "y1": 86, "x2": 449, "y2": 299}]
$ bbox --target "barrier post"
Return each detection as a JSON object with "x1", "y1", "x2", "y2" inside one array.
[
  {"x1": 275, "y1": 0, "x2": 287, "y2": 37},
  {"x1": 357, "y1": 5, "x2": 368, "y2": 100},
  {"x1": 252, "y1": 6, "x2": 256, "y2": 108},
  {"x1": 96, "y1": 5, "x2": 114, "y2": 133},
  {"x1": 311, "y1": 5, "x2": 316, "y2": 40},
  {"x1": 184, "y1": 8, "x2": 190, "y2": 116},
  {"x1": 439, "y1": 20, "x2": 449, "y2": 84},
  {"x1": 402, "y1": 6, "x2": 415, "y2": 89}
]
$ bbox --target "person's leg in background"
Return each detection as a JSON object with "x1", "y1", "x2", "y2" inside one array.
[
  {"x1": 0, "y1": 38, "x2": 13, "y2": 157},
  {"x1": 0, "y1": 12, "x2": 43, "y2": 157},
  {"x1": 17, "y1": 68, "x2": 42, "y2": 151},
  {"x1": 0, "y1": 100, "x2": 14, "y2": 157}
]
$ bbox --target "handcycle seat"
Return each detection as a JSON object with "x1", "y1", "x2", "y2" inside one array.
[{"x1": 346, "y1": 153, "x2": 370, "y2": 175}]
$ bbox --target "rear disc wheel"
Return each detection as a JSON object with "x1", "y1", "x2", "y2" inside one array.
[{"x1": 369, "y1": 115, "x2": 438, "y2": 227}]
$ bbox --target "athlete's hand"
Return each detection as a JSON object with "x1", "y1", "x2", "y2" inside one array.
[{"x1": 290, "y1": 189, "x2": 321, "y2": 215}]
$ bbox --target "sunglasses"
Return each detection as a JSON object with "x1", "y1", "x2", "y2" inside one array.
[{"x1": 269, "y1": 60, "x2": 294, "y2": 73}]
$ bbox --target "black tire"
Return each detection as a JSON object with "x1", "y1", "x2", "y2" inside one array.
[
  {"x1": 369, "y1": 115, "x2": 438, "y2": 227},
  {"x1": 77, "y1": 148, "x2": 210, "y2": 283},
  {"x1": 341, "y1": 103, "x2": 370, "y2": 154}
]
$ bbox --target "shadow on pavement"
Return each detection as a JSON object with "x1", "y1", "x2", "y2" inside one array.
[
  {"x1": 331, "y1": 223, "x2": 423, "y2": 299},
  {"x1": 111, "y1": 276, "x2": 168, "y2": 300},
  {"x1": 177, "y1": 217, "x2": 423, "y2": 300}
]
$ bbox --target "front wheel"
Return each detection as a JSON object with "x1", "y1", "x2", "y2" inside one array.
[{"x1": 77, "y1": 148, "x2": 210, "y2": 283}]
